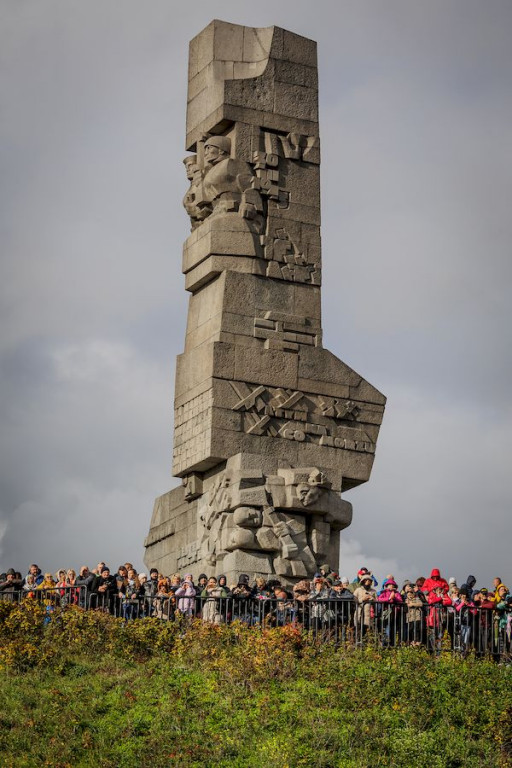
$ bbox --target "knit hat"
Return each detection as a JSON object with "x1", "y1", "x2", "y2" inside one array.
[
  {"x1": 384, "y1": 579, "x2": 398, "y2": 588},
  {"x1": 360, "y1": 572, "x2": 373, "y2": 584},
  {"x1": 448, "y1": 577, "x2": 457, "y2": 585},
  {"x1": 340, "y1": 576, "x2": 349, "y2": 584}
]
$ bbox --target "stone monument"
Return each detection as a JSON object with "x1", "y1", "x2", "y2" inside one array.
[{"x1": 144, "y1": 20, "x2": 386, "y2": 583}]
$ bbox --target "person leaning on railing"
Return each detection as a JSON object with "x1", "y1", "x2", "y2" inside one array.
[
  {"x1": 93, "y1": 567, "x2": 117, "y2": 612},
  {"x1": 75, "y1": 566, "x2": 95, "y2": 608},
  {"x1": 353, "y1": 573, "x2": 377, "y2": 636},
  {"x1": 200, "y1": 576, "x2": 227, "y2": 624}
]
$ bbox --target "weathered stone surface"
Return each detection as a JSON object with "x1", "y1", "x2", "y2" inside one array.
[{"x1": 145, "y1": 21, "x2": 385, "y2": 584}]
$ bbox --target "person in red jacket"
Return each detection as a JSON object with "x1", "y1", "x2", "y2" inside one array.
[{"x1": 422, "y1": 568, "x2": 449, "y2": 596}]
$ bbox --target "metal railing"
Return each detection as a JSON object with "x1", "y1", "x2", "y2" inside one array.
[{"x1": 1, "y1": 589, "x2": 511, "y2": 662}]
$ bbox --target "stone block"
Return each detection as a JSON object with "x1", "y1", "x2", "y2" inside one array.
[
  {"x1": 217, "y1": 332, "x2": 261, "y2": 349},
  {"x1": 218, "y1": 271, "x2": 257, "y2": 316},
  {"x1": 174, "y1": 379, "x2": 212, "y2": 410},
  {"x1": 282, "y1": 30, "x2": 317, "y2": 68},
  {"x1": 212, "y1": 20, "x2": 244, "y2": 62},
  {"x1": 298, "y1": 347, "x2": 361, "y2": 387},
  {"x1": 185, "y1": 256, "x2": 265, "y2": 293},
  {"x1": 175, "y1": 342, "x2": 236, "y2": 398},
  {"x1": 281, "y1": 201, "x2": 321, "y2": 227},
  {"x1": 225, "y1": 76, "x2": 274, "y2": 113},
  {"x1": 274, "y1": 82, "x2": 318, "y2": 123},
  {"x1": 221, "y1": 311, "x2": 255, "y2": 338},
  {"x1": 274, "y1": 59, "x2": 318, "y2": 89},
  {"x1": 242, "y1": 26, "x2": 274, "y2": 63},
  {"x1": 182, "y1": 216, "x2": 261, "y2": 273},
  {"x1": 234, "y1": 346, "x2": 298, "y2": 389},
  {"x1": 296, "y1": 377, "x2": 350, "y2": 399},
  {"x1": 221, "y1": 549, "x2": 273, "y2": 578},
  {"x1": 186, "y1": 274, "x2": 225, "y2": 330},
  {"x1": 349, "y1": 378, "x2": 387, "y2": 406},
  {"x1": 283, "y1": 163, "x2": 320, "y2": 207},
  {"x1": 184, "y1": 313, "x2": 222, "y2": 351}
]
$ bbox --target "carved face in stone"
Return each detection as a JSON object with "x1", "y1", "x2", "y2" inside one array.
[
  {"x1": 204, "y1": 136, "x2": 231, "y2": 167},
  {"x1": 297, "y1": 483, "x2": 324, "y2": 507},
  {"x1": 233, "y1": 506, "x2": 262, "y2": 528},
  {"x1": 183, "y1": 155, "x2": 198, "y2": 181},
  {"x1": 204, "y1": 144, "x2": 225, "y2": 166}
]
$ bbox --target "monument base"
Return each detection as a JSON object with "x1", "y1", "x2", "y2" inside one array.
[{"x1": 144, "y1": 453, "x2": 351, "y2": 586}]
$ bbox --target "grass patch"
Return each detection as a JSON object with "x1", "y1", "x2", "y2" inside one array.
[{"x1": 0, "y1": 603, "x2": 511, "y2": 767}]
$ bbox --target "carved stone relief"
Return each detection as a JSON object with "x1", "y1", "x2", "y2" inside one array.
[
  {"x1": 253, "y1": 310, "x2": 320, "y2": 352},
  {"x1": 229, "y1": 381, "x2": 375, "y2": 453},
  {"x1": 196, "y1": 465, "x2": 351, "y2": 576},
  {"x1": 183, "y1": 127, "x2": 321, "y2": 285}
]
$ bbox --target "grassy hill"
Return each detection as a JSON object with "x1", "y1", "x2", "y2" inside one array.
[{"x1": 0, "y1": 602, "x2": 510, "y2": 767}]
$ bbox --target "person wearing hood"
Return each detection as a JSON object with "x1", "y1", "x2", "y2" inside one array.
[
  {"x1": 0, "y1": 569, "x2": 24, "y2": 597},
  {"x1": 422, "y1": 569, "x2": 449, "y2": 595},
  {"x1": 217, "y1": 574, "x2": 231, "y2": 597},
  {"x1": 197, "y1": 573, "x2": 208, "y2": 592},
  {"x1": 460, "y1": 575, "x2": 477, "y2": 600},
  {"x1": 231, "y1": 574, "x2": 253, "y2": 623},
  {"x1": 175, "y1": 577, "x2": 196, "y2": 616},
  {"x1": 353, "y1": 573, "x2": 377, "y2": 637},
  {"x1": 75, "y1": 566, "x2": 95, "y2": 608},
  {"x1": 319, "y1": 564, "x2": 335, "y2": 586}
]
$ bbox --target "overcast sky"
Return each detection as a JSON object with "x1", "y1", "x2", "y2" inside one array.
[{"x1": 1, "y1": 1, "x2": 511, "y2": 587}]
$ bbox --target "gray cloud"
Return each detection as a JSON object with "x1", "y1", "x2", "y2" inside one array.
[{"x1": 1, "y1": 1, "x2": 511, "y2": 586}]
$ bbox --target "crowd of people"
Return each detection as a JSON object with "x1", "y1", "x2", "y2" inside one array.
[{"x1": 1, "y1": 562, "x2": 510, "y2": 660}]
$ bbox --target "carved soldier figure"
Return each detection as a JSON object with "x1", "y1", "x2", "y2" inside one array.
[
  {"x1": 182, "y1": 154, "x2": 210, "y2": 229},
  {"x1": 202, "y1": 136, "x2": 264, "y2": 232}
]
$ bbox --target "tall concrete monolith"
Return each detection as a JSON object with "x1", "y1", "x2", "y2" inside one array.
[{"x1": 144, "y1": 21, "x2": 386, "y2": 583}]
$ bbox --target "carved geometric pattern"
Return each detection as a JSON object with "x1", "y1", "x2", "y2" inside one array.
[
  {"x1": 254, "y1": 310, "x2": 319, "y2": 352},
  {"x1": 229, "y1": 381, "x2": 375, "y2": 453},
  {"x1": 261, "y1": 227, "x2": 321, "y2": 285}
]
